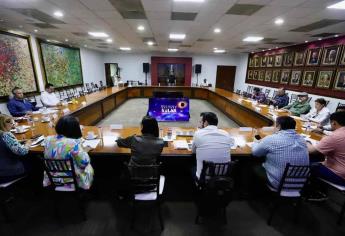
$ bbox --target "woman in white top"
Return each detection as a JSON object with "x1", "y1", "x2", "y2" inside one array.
[{"x1": 302, "y1": 98, "x2": 330, "y2": 126}]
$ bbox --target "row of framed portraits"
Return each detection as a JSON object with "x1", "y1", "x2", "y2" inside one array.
[
  {"x1": 248, "y1": 45, "x2": 345, "y2": 68},
  {"x1": 247, "y1": 68, "x2": 345, "y2": 91}
]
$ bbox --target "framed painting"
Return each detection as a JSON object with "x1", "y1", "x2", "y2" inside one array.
[
  {"x1": 267, "y1": 55, "x2": 274, "y2": 67},
  {"x1": 272, "y1": 70, "x2": 281, "y2": 83},
  {"x1": 253, "y1": 70, "x2": 259, "y2": 80},
  {"x1": 280, "y1": 69, "x2": 291, "y2": 84},
  {"x1": 316, "y1": 70, "x2": 333, "y2": 89},
  {"x1": 247, "y1": 70, "x2": 253, "y2": 80},
  {"x1": 283, "y1": 52, "x2": 294, "y2": 66},
  {"x1": 290, "y1": 70, "x2": 302, "y2": 86},
  {"x1": 334, "y1": 70, "x2": 345, "y2": 91},
  {"x1": 294, "y1": 51, "x2": 306, "y2": 66},
  {"x1": 265, "y1": 70, "x2": 272, "y2": 82},
  {"x1": 248, "y1": 57, "x2": 254, "y2": 67},
  {"x1": 340, "y1": 46, "x2": 345, "y2": 65},
  {"x1": 306, "y1": 48, "x2": 322, "y2": 66},
  {"x1": 0, "y1": 31, "x2": 38, "y2": 98},
  {"x1": 321, "y1": 45, "x2": 341, "y2": 66},
  {"x1": 258, "y1": 70, "x2": 265, "y2": 81},
  {"x1": 254, "y1": 57, "x2": 260, "y2": 67},
  {"x1": 261, "y1": 56, "x2": 267, "y2": 67},
  {"x1": 39, "y1": 41, "x2": 83, "y2": 88},
  {"x1": 274, "y1": 54, "x2": 283, "y2": 67},
  {"x1": 301, "y1": 70, "x2": 316, "y2": 87}
]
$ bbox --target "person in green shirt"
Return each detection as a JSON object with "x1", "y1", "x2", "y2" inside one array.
[{"x1": 283, "y1": 92, "x2": 311, "y2": 116}]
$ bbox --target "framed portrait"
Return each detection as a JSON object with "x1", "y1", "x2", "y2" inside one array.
[
  {"x1": 0, "y1": 30, "x2": 38, "y2": 98},
  {"x1": 301, "y1": 70, "x2": 316, "y2": 87},
  {"x1": 280, "y1": 69, "x2": 291, "y2": 84},
  {"x1": 334, "y1": 70, "x2": 345, "y2": 91},
  {"x1": 248, "y1": 57, "x2": 254, "y2": 67},
  {"x1": 340, "y1": 46, "x2": 345, "y2": 65},
  {"x1": 258, "y1": 70, "x2": 265, "y2": 81},
  {"x1": 265, "y1": 70, "x2": 272, "y2": 82},
  {"x1": 283, "y1": 52, "x2": 294, "y2": 66},
  {"x1": 272, "y1": 70, "x2": 281, "y2": 83},
  {"x1": 253, "y1": 70, "x2": 259, "y2": 80},
  {"x1": 267, "y1": 55, "x2": 274, "y2": 67},
  {"x1": 306, "y1": 48, "x2": 322, "y2": 66},
  {"x1": 321, "y1": 45, "x2": 341, "y2": 66},
  {"x1": 293, "y1": 51, "x2": 306, "y2": 66},
  {"x1": 274, "y1": 55, "x2": 283, "y2": 67},
  {"x1": 290, "y1": 70, "x2": 302, "y2": 86},
  {"x1": 247, "y1": 70, "x2": 253, "y2": 80},
  {"x1": 254, "y1": 57, "x2": 260, "y2": 67},
  {"x1": 261, "y1": 56, "x2": 267, "y2": 67},
  {"x1": 316, "y1": 70, "x2": 333, "y2": 89}
]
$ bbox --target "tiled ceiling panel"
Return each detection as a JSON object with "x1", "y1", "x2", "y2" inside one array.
[
  {"x1": 171, "y1": 12, "x2": 197, "y2": 21},
  {"x1": 11, "y1": 8, "x2": 65, "y2": 24},
  {"x1": 290, "y1": 19, "x2": 345, "y2": 32},
  {"x1": 226, "y1": 4, "x2": 264, "y2": 16}
]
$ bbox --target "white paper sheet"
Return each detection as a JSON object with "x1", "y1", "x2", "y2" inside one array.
[
  {"x1": 173, "y1": 140, "x2": 189, "y2": 150},
  {"x1": 82, "y1": 139, "x2": 101, "y2": 149},
  {"x1": 110, "y1": 124, "x2": 123, "y2": 129}
]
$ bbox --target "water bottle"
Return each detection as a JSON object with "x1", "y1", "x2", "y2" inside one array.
[
  {"x1": 305, "y1": 121, "x2": 311, "y2": 135},
  {"x1": 159, "y1": 128, "x2": 163, "y2": 138}
]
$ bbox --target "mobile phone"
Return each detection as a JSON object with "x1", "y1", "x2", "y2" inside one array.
[
  {"x1": 254, "y1": 135, "x2": 262, "y2": 140},
  {"x1": 31, "y1": 134, "x2": 42, "y2": 140}
]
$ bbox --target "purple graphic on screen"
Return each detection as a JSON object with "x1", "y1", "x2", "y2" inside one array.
[{"x1": 148, "y1": 98, "x2": 190, "y2": 121}]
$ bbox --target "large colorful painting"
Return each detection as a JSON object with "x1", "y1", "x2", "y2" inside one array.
[
  {"x1": 0, "y1": 31, "x2": 37, "y2": 97},
  {"x1": 40, "y1": 42, "x2": 83, "y2": 88}
]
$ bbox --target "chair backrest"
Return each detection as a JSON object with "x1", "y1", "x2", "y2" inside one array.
[
  {"x1": 272, "y1": 90, "x2": 278, "y2": 98},
  {"x1": 199, "y1": 161, "x2": 236, "y2": 185},
  {"x1": 290, "y1": 94, "x2": 298, "y2": 104},
  {"x1": 277, "y1": 163, "x2": 310, "y2": 196},
  {"x1": 264, "y1": 89, "x2": 271, "y2": 97},
  {"x1": 307, "y1": 97, "x2": 312, "y2": 103},
  {"x1": 247, "y1": 86, "x2": 253, "y2": 93},
  {"x1": 128, "y1": 164, "x2": 161, "y2": 198},
  {"x1": 42, "y1": 157, "x2": 79, "y2": 191},
  {"x1": 236, "y1": 89, "x2": 241, "y2": 95},
  {"x1": 337, "y1": 102, "x2": 345, "y2": 110}
]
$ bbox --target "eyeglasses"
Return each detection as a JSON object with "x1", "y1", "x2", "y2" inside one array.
[{"x1": 5, "y1": 120, "x2": 15, "y2": 125}]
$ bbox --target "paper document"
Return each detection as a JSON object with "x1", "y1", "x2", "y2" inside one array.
[
  {"x1": 110, "y1": 124, "x2": 123, "y2": 129},
  {"x1": 173, "y1": 140, "x2": 189, "y2": 149},
  {"x1": 31, "y1": 136, "x2": 45, "y2": 147},
  {"x1": 246, "y1": 142, "x2": 254, "y2": 148},
  {"x1": 239, "y1": 127, "x2": 253, "y2": 132},
  {"x1": 83, "y1": 139, "x2": 101, "y2": 149},
  {"x1": 305, "y1": 138, "x2": 319, "y2": 146}
]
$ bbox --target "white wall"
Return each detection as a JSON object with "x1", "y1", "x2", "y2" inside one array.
[
  {"x1": 0, "y1": 37, "x2": 105, "y2": 115},
  {"x1": 103, "y1": 52, "x2": 248, "y2": 87}
]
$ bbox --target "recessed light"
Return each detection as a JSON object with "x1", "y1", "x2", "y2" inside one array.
[
  {"x1": 262, "y1": 49, "x2": 265, "y2": 52},
  {"x1": 137, "y1": 25, "x2": 145, "y2": 31},
  {"x1": 19, "y1": 25, "x2": 23, "y2": 28},
  {"x1": 106, "y1": 38, "x2": 113, "y2": 43},
  {"x1": 274, "y1": 18, "x2": 284, "y2": 25},
  {"x1": 47, "y1": 39, "x2": 51, "y2": 42},
  {"x1": 318, "y1": 38, "x2": 322, "y2": 40},
  {"x1": 214, "y1": 28, "x2": 221, "y2": 33},
  {"x1": 34, "y1": 29, "x2": 38, "y2": 32},
  {"x1": 335, "y1": 34, "x2": 339, "y2": 37},
  {"x1": 88, "y1": 32, "x2": 109, "y2": 37},
  {"x1": 275, "y1": 46, "x2": 278, "y2": 49},
  {"x1": 213, "y1": 47, "x2": 218, "y2": 50},
  {"x1": 214, "y1": 49, "x2": 225, "y2": 53},
  {"x1": 120, "y1": 47, "x2": 131, "y2": 51},
  {"x1": 243, "y1": 36, "x2": 264, "y2": 42},
  {"x1": 65, "y1": 39, "x2": 69, "y2": 42},
  {"x1": 305, "y1": 40, "x2": 308, "y2": 43},
  {"x1": 327, "y1": 1, "x2": 345, "y2": 9},
  {"x1": 147, "y1": 41, "x2": 154, "y2": 46},
  {"x1": 54, "y1": 11, "x2": 64, "y2": 17},
  {"x1": 169, "y1": 33, "x2": 186, "y2": 40},
  {"x1": 251, "y1": 51, "x2": 254, "y2": 53},
  {"x1": 168, "y1": 48, "x2": 178, "y2": 52},
  {"x1": 174, "y1": 0, "x2": 204, "y2": 2},
  {"x1": 84, "y1": 44, "x2": 87, "y2": 47}
]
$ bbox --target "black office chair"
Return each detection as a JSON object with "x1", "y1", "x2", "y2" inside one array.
[
  {"x1": 337, "y1": 102, "x2": 345, "y2": 110},
  {"x1": 128, "y1": 164, "x2": 165, "y2": 231},
  {"x1": 0, "y1": 176, "x2": 27, "y2": 222},
  {"x1": 264, "y1": 89, "x2": 271, "y2": 97},
  {"x1": 194, "y1": 161, "x2": 236, "y2": 224},
  {"x1": 42, "y1": 157, "x2": 87, "y2": 221},
  {"x1": 267, "y1": 163, "x2": 310, "y2": 225}
]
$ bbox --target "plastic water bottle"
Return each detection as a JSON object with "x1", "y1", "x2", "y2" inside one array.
[
  {"x1": 305, "y1": 121, "x2": 311, "y2": 135},
  {"x1": 159, "y1": 128, "x2": 163, "y2": 138}
]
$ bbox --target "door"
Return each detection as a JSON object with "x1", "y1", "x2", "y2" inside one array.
[
  {"x1": 215, "y1": 65, "x2": 236, "y2": 92},
  {"x1": 104, "y1": 63, "x2": 118, "y2": 87}
]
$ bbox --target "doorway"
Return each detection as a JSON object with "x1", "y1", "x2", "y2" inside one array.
[
  {"x1": 215, "y1": 65, "x2": 236, "y2": 92},
  {"x1": 104, "y1": 63, "x2": 118, "y2": 87}
]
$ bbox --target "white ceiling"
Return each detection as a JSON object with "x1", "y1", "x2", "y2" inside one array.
[{"x1": 0, "y1": 0, "x2": 344, "y2": 54}]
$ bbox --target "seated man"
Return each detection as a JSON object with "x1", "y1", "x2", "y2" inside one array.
[
  {"x1": 308, "y1": 111, "x2": 345, "y2": 186},
  {"x1": 269, "y1": 87, "x2": 289, "y2": 108},
  {"x1": 192, "y1": 112, "x2": 234, "y2": 180},
  {"x1": 283, "y1": 92, "x2": 311, "y2": 116},
  {"x1": 251, "y1": 87, "x2": 266, "y2": 103},
  {"x1": 7, "y1": 87, "x2": 39, "y2": 117},
  {"x1": 318, "y1": 104, "x2": 345, "y2": 132},
  {"x1": 302, "y1": 98, "x2": 330, "y2": 126},
  {"x1": 252, "y1": 116, "x2": 309, "y2": 190},
  {"x1": 41, "y1": 83, "x2": 61, "y2": 107}
]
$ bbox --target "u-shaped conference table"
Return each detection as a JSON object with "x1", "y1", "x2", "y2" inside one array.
[{"x1": 17, "y1": 86, "x2": 323, "y2": 158}]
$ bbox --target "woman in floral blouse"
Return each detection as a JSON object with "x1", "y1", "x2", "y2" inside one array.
[
  {"x1": 0, "y1": 114, "x2": 32, "y2": 184},
  {"x1": 43, "y1": 115, "x2": 94, "y2": 190}
]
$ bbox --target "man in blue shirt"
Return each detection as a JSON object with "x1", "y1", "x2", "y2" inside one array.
[
  {"x1": 269, "y1": 88, "x2": 289, "y2": 108},
  {"x1": 251, "y1": 116, "x2": 309, "y2": 190},
  {"x1": 7, "y1": 87, "x2": 39, "y2": 117}
]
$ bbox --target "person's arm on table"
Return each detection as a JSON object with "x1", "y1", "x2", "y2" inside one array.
[
  {"x1": 252, "y1": 138, "x2": 269, "y2": 157},
  {"x1": 7, "y1": 101, "x2": 26, "y2": 117},
  {"x1": 116, "y1": 135, "x2": 134, "y2": 148}
]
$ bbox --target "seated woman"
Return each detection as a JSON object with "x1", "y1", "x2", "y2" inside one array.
[
  {"x1": 0, "y1": 114, "x2": 32, "y2": 184},
  {"x1": 116, "y1": 116, "x2": 164, "y2": 166},
  {"x1": 43, "y1": 115, "x2": 94, "y2": 190}
]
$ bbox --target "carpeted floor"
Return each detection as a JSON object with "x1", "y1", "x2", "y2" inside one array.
[{"x1": 97, "y1": 98, "x2": 239, "y2": 128}]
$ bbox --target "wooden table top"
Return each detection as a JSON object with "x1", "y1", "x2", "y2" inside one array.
[{"x1": 13, "y1": 86, "x2": 323, "y2": 157}]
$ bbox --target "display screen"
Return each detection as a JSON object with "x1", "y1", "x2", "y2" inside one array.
[{"x1": 148, "y1": 98, "x2": 190, "y2": 121}]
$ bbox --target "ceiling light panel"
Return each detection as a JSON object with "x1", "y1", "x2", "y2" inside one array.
[
  {"x1": 169, "y1": 33, "x2": 186, "y2": 40},
  {"x1": 327, "y1": 1, "x2": 345, "y2": 9},
  {"x1": 243, "y1": 36, "x2": 264, "y2": 42},
  {"x1": 88, "y1": 32, "x2": 109, "y2": 37}
]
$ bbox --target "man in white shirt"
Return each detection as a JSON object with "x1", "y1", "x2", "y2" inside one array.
[
  {"x1": 302, "y1": 98, "x2": 330, "y2": 126},
  {"x1": 41, "y1": 83, "x2": 61, "y2": 107},
  {"x1": 192, "y1": 112, "x2": 234, "y2": 179}
]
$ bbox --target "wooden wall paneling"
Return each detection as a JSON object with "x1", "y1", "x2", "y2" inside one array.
[
  {"x1": 102, "y1": 95, "x2": 116, "y2": 117},
  {"x1": 127, "y1": 88, "x2": 141, "y2": 98},
  {"x1": 193, "y1": 88, "x2": 209, "y2": 99},
  {"x1": 115, "y1": 90, "x2": 127, "y2": 106},
  {"x1": 74, "y1": 103, "x2": 103, "y2": 126}
]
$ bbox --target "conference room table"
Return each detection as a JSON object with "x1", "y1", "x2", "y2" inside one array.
[{"x1": 13, "y1": 86, "x2": 324, "y2": 158}]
